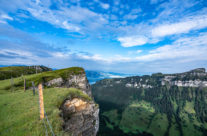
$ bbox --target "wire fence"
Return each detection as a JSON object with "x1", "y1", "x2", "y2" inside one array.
[
  {"x1": 43, "y1": 118, "x2": 48, "y2": 136},
  {"x1": 36, "y1": 83, "x2": 55, "y2": 136},
  {"x1": 44, "y1": 110, "x2": 55, "y2": 136},
  {"x1": 8, "y1": 76, "x2": 56, "y2": 136}
]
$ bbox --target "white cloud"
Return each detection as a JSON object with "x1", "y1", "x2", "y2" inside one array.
[
  {"x1": 36, "y1": 0, "x2": 41, "y2": 5},
  {"x1": 118, "y1": 36, "x2": 148, "y2": 47},
  {"x1": 118, "y1": 13, "x2": 207, "y2": 47},
  {"x1": 0, "y1": 49, "x2": 33, "y2": 58},
  {"x1": 113, "y1": 55, "x2": 131, "y2": 61},
  {"x1": 78, "y1": 53, "x2": 106, "y2": 61},
  {"x1": 123, "y1": 8, "x2": 141, "y2": 20},
  {"x1": 94, "y1": 0, "x2": 110, "y2": 9},
  {"x1": 0, "y1": 20, "x2": 6, "y2": 24},
  {"x1": 50, "y1": 52, "x2": 69, "y2": 58},
  {"x1": 124, "y1": 14, "x2": 138, "y2": 20},
  {"x1": 115, "y1": 1, "x2": 206, "y2": 47},
  {"x1": 26, "y1": 4, "x2": 108, "y2": 33},
  {"x1": 76, "y1": 52, "x2": 133, "y2": 63},
  {"x1": 100, "y1": 3, "x2": 110, "y2": 9},
  {"x1": 135, "y1": 33, "x2": 207, "y2": 61},
  {"x1": 1, "y1": 14, "x2": 13, "y2": 20},
  {"x1": 128, "y1": 50, "x2": 142, "y2": 55},
  {"x1": 136, "y1": 50, "x2": 142, "y2": 53},
  {"x1": 0, "y1": 14, "x2": 13, "y2": 24},
  {"x1": 62, "y1": 21, "x2": 80, "y2": 32},
  {"x1": 152, "y1": 15, "x2": 207, "y2": 37}
]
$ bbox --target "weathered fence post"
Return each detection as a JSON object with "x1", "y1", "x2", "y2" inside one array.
[
  {"x1": 38, "y1": 83, "x2": 44, "y2": 119},
  {"x1": 32, "y1": 81, "x2": 35, "y2": 95}
]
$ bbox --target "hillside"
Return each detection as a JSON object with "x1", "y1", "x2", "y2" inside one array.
[
  {"x1": 0, "y1": 67, "x2": 99, "y2": 136},
  {"x1": 92, "y1": 68, "x2": 207, "y2": 136},
  {"x1": 0, "y1": 65, "x2": 52, "y2": 80}
]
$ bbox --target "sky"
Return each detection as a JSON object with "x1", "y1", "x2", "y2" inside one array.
[{"x1": 0, "y1": 0, "x2": 207, "y2": 74}]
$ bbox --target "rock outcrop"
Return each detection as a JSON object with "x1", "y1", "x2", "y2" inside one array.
[
  {"x1": 161, "y1": 68, "x2": 207, "y2": 87},
  {"x1": 117, "y1": 68, "x2": 207, "y2": 88},
  {"x1": 61, "y1": 98, "x2": 99, "y2": 136},
  {"x1": 45, "y1": 73, "x2": 91, "y2": 97},
  {"x1": 49, "y1": 69, "x2": 99, "y2": 136}
]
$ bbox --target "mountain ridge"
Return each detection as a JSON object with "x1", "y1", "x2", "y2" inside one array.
[{"x1": 92, "y1": 68, "x2": 207, "y2": 136}]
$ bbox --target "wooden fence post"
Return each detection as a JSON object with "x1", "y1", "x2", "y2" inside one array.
[
  {"x1": 38, "y1": 83, "x2": 44, "y2": 119},
  {"x1": 32, "y1": 81, "x2": 35, "y2": 95}
]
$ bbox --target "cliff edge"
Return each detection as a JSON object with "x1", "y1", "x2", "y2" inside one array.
[{"x1": 42, "y1": 67, "x2": 99, "y2": 136}]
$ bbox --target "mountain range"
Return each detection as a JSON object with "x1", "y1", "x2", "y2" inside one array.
[{"x1": 92, "y1": 68, "x2": 207, "y2": 136}]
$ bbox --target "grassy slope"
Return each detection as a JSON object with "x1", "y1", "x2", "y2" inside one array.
[
  {"x1": 0, "y1": 67, "x2": 84, "y2": 91},
  {"x1": 0, "y1": 67, "x2": 90, "y2": 136},
  {"x1": 0, "y1": 66, "x2": 51, "y2": 80},
  {"x1": 0, "y1": 87, "x2": 91, "y2": 136}
]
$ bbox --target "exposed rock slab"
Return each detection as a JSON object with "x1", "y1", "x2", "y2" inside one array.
[
  {"x1": 45, "y1": 73, "x2": 91, "y2": 97},
  {"x1": 61, "y1": 98, "x2": 99, "y2": 136}
]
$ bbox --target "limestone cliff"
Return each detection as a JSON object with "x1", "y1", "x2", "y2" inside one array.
[
  {"x1": 45, "y1": 72, "x2": 91, "y2": 97},
  {"x1": 117, "y1": 68, "x2": 207, "y2": 88},
  {"x1": 161, "y1": 68, "x2": 207, "y2": 87},
  {"x1": 61, "y1": 98, "x2": 99, "y2": 136},
  {"x1": 41, "y1": 67, "x2": 99, "y2": 136}
]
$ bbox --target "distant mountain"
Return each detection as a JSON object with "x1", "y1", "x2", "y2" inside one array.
[
  {"x1": 85, "y1": 70, "x2": 135, "y2": 84},
  {"x1": 92, "y1": 68, "x2": 207, "y2": 136}
]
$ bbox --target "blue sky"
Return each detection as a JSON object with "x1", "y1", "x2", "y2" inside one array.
[{"x1": 0, "y1": 0, "x2": 207, "y2": 74}]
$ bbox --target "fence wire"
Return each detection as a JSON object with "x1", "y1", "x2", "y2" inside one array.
[{"x1": 36, "y1": 83, "x2": 55, "y2": 136}]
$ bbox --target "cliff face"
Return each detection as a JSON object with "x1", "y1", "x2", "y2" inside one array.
[
  {"x1": 61, "y1": 98, "x2": 99, "y2": 136},
  {"x1": 92, "y1": 68, "x2": 207, "y2": 136},
  {"x1": 45, "y1": 73, "x2": 91, "y2": 97},
  {"x1": 118, "y1": 68, "x2": 207, "y2": 88},
  {"x1": 161, "y1": 68, "x2": 207, "y2": 87},
  {"x1": 43, "y1": 70, "x2": 98, "y2": 136}
]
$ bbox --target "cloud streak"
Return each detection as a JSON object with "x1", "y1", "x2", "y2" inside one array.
[
  {"x1": 152, "y1": 15, "x2": 207, "y2": 37},
  {"x1": 135, "y1": 32, "x2": 207, "y2": 61},
  {"x1": 118, "y1": 36, "x2": 148, "y2": 47}
]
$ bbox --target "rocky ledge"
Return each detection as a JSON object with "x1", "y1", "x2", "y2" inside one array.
[
  {"x1": 61, "y1": 98, "x2": 99, "y2": 136},
  {"x1": 161, "y1": 68, "x2": 207, "y2": 87},
  {"x1": 45, "y1": 73, "x2": 91, "y2": 97},
  {"x1": 40, "y1": 67, "x2": 99, "y2": 136}
]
